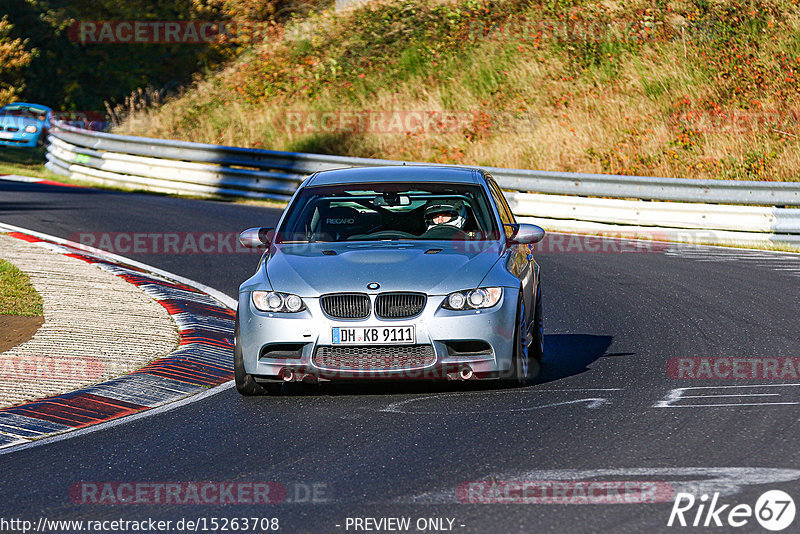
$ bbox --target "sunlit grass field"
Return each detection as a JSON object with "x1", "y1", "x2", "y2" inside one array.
[
  {"x1": 116, "y1": 0, "x2": 800, "y2": 181},
  {"x1": 0, "y1": 256, "x2": 43, "y2": 316}
]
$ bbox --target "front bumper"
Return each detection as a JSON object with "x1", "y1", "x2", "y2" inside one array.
[
  {"x1": 237, "y1": 289, "x2": 519, "y2": 382},
  {"x1": 0, "y1": 133, "x2": 39, "y2": 147}
]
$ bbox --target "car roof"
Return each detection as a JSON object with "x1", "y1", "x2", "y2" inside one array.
[
  {"x1": 0, "y1": 102, "x2": 52, "y2": 112},
  {"x1": 305, "y1": 165, "x2": 484, "y2": 187}
]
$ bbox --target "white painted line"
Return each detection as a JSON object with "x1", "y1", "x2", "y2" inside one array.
[
  {"x1": 0, "y1": 175, "x2": 44, "y2": 183},
  {"x1": 666, "y1": 403, "x2": 799, "y2": 407},
  {"x1": 0, "y1": 436, "x2": 27, "y2": 449},
  {"x1": 542, "y1": 388, "x2": 623, "y2": 392},
  {"x1": 671, "y1": 383, "x2": 800, "y2": 390},
  {"x1": 654, "y1": 384, "x2": 800, "y2": 408},
  {"x1": 382, "y1": 397, "x2": 610, "y2": 415},
  {"x1": 683, "y1": 393, "x2": 781, "y2": 398}
]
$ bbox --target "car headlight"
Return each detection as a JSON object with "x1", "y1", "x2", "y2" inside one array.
[
  {"x1": 24, "y1": 125, "x2": 38, "y2": 133},
  {"x1": 442, "y1": 287, "x2": 502, "y2": 310},
  {"x1": 252, "y1": 291, "x2": 305, "y2": 312}
]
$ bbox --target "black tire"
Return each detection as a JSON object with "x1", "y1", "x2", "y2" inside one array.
[
  {"x1": 501, "y1": 298, "x2": 528, "y2": 387},
  {"x1": 234, "y1": 314, "x2": 280, "y2": 396},
  {"x1": 530, "y1": 283, "x2": 544, "y2": 363}
]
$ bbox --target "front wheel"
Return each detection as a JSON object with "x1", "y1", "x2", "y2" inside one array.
[
  {"x1": 530, "y1": 283, "x2": 544, "y2": 363},
  {"x1": 234, "y1": 314, "x2": 280, "y2": 396},
  {"x1": 502, "y1": 299, "x2": 529, "y2": 387}
]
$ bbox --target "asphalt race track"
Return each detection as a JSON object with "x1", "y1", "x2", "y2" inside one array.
[{"x1": 2, "y1": 179, "x2": 800, "y2": 533}]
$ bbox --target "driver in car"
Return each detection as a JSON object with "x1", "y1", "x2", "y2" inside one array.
[{"x1": 424, "y1": 199, "x2": 468, "y2": 232}]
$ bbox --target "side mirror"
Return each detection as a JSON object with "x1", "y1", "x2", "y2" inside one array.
[
  {"x1": 239, "y1": 227, "x2": 274, "y2": 248},
  {"x1": 506, "y1": 223, "x2": 545, "y2": 245}
]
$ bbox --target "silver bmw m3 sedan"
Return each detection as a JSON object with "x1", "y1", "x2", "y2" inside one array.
[{"x1": 234, "y1": 165, "x2": 545, "y2": 395}]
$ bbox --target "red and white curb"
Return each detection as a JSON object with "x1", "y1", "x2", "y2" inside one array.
[
  {"x1": 0, "y1": 173, "x2": 78, "y2": 188},
  {"x1": 0, "y1": 222, "x2": 237, "y2": 452}
]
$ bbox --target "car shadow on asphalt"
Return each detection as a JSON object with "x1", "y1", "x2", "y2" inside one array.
[
  {"x1": 531, "y1": 333, "x2": 616, "y2": 385},
  {"x1": 275, "y1": 333, "x2": 618, "y2": 397}
]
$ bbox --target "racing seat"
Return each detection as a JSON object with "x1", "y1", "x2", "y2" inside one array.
[{"x1": 315, "y1": 206, "x2": 361, "y2": 242}]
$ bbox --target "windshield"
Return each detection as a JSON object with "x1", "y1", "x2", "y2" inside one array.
[
  {"x1": 277, "y1": 182, "x2": 499, "y2": 243},
  {"x1": 0, "y1": 105, "x2": 48, "y2": 121}
]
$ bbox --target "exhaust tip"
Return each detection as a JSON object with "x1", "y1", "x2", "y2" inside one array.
[
  {"x1": 459, "y1": 366, "x2": 473, "y2": 380},
  {"x1": 281, "y1": 369, "x2": 295, "y2": 382}
]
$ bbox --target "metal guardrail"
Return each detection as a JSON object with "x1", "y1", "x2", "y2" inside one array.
[
  {"x1": 45, "y1": 122, "x2": 800, "y2": 245},
  {"x1": 506, "y1": 192, "x2": 800, "y2": 234}
]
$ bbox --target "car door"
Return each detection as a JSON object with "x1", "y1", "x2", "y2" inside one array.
[{"x1": 486, "y1": 176, "x2": 536, "y2": 325}]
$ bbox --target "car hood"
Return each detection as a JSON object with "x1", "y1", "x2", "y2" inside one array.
[{"x1": 265, "y1": 241, "x2": 504, "y2": 296}]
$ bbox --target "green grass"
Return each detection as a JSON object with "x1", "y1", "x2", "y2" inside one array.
[
  {"x1": 0, "y1": 256, "x2": 43, "y2": 316},
  {"x1": 0, "y1": 146, "x2": 55, "y2": 180}
]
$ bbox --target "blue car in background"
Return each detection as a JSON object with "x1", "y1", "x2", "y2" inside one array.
[{"x1": 0, "y1": 103, "x2": 52, "y2": 148}]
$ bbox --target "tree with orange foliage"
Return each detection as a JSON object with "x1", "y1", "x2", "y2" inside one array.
[{"x1": 0, "y1": 16, "x2": 34, "y2": 107}]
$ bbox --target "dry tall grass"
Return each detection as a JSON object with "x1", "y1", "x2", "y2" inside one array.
[{"x1": 116, "y1": 0, "x2": 800, "y2": 181}]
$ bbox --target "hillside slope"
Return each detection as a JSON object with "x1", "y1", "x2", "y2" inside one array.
[{"x1": 118, "y1": 0, "x2": 800, "y2": 181}]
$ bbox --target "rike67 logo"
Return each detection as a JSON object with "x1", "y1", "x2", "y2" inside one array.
[{"x1": 668, "y1": 490, "x2": 795, "y2": 531}]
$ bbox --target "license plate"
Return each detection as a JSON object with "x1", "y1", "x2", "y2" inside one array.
[
  {"x1": 332, "y1": 326, "x2": 415, "y2": 345},
  {"x1": 0, "y1": 132, "x2": 15, "y2": 139}
]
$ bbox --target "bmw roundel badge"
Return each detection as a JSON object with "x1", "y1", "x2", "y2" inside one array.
[{"x1": 367, "y1": 282, "x2": 380, "y2": 290}]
